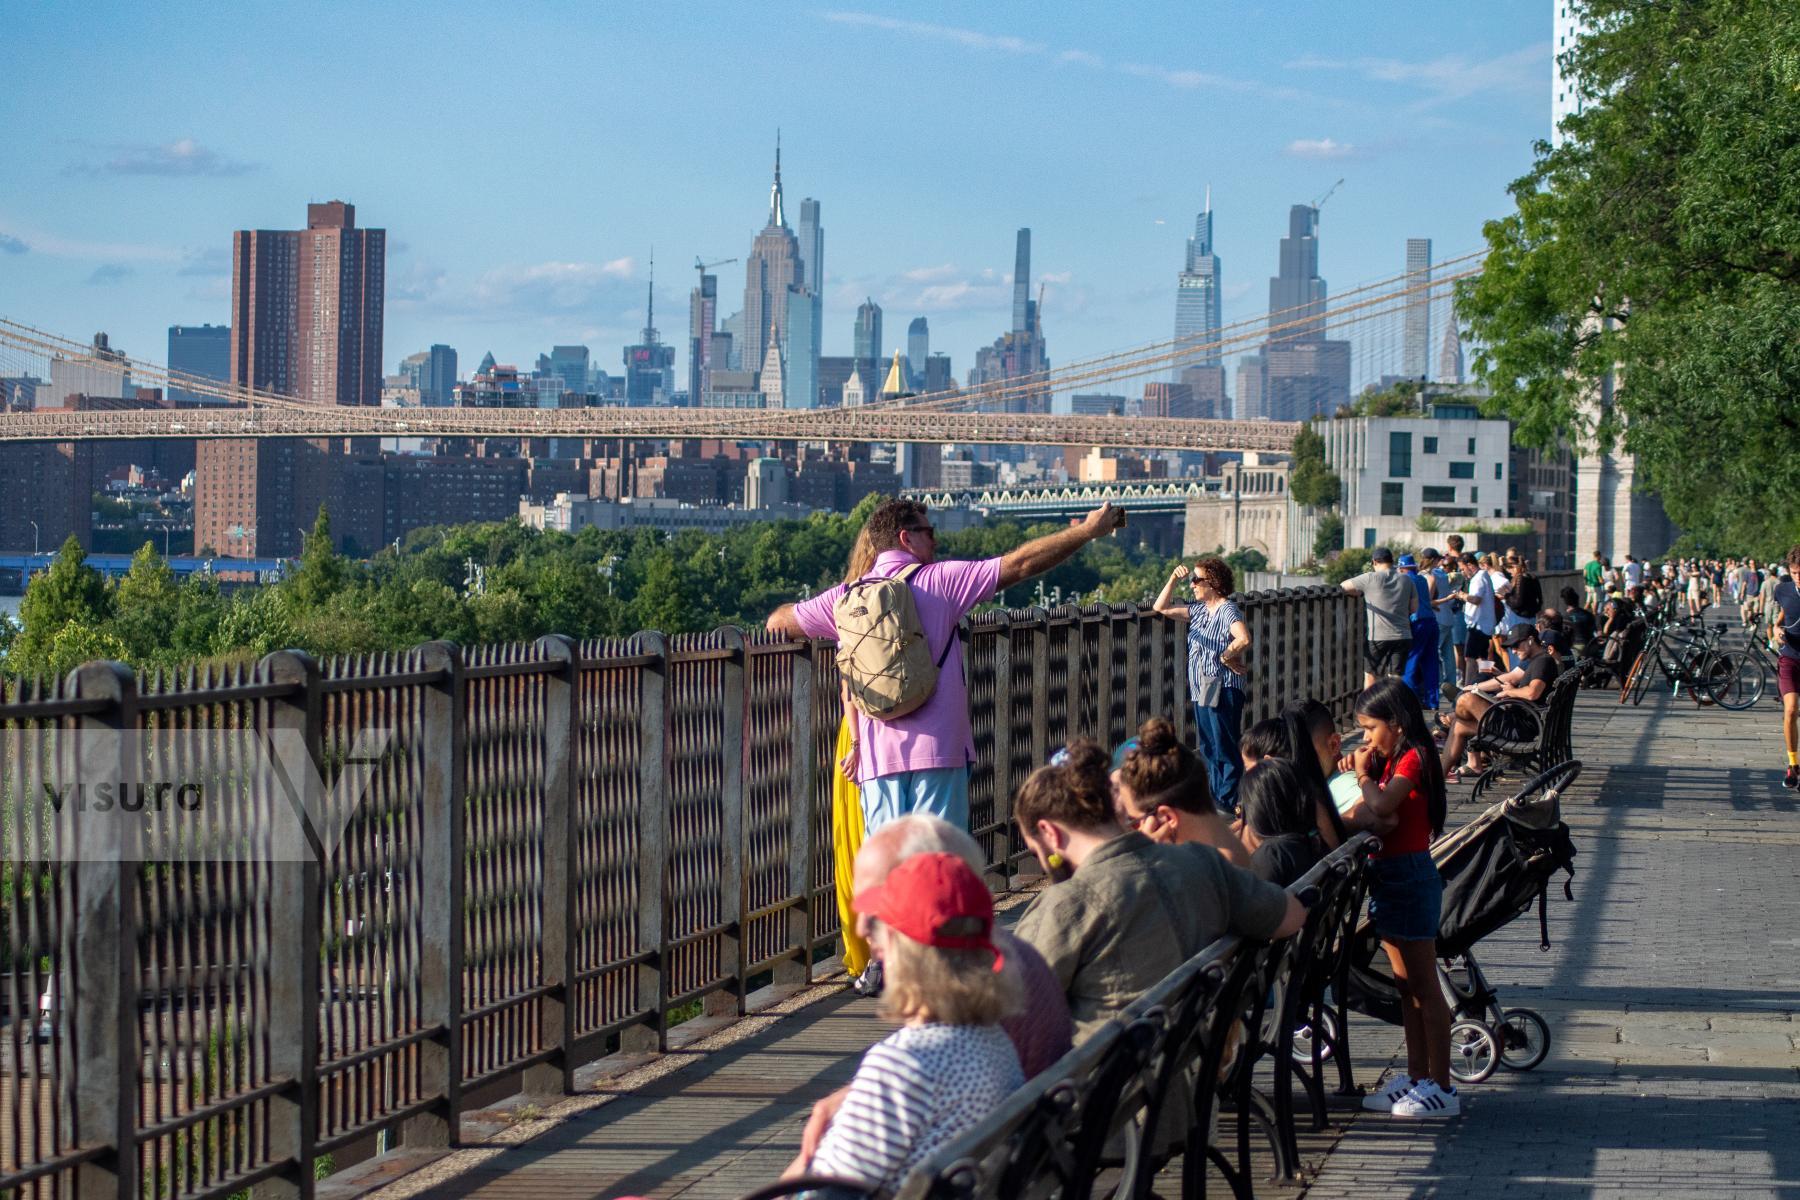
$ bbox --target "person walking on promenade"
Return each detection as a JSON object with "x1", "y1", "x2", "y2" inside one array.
[
  {"x1": 1422, "y1": 547, "x2": 1462, "y2": 703},
  {"x1": 1152, "y1": 557, "x2": 1251, "y2": 814},
  {"x1": 1768, "y1": 547, "x2": 1800, "y2": 790},
  {"x1": 768, "y1": 498, "x2": 1125, "y2": 834},
  {"x1": 1584, "y1": 549, "x2": 1605, "y2": 610},
  {"x1": 1342, "y1": 546, "x2": 1416, "y2": 688},
  {"x1": 1398, "y1": 554, "x2": 1440, "y2": 713},
  {"x1": 832, "y1": 528, "x2": 877, "y2": 991},
  {"x1": 1342, "y1": 678, "x2": 1458, "y2": 1118}
]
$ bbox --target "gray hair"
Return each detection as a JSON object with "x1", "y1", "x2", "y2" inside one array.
[{"x1": 889, "y1": 814, "x2": 987, "y2": 876}]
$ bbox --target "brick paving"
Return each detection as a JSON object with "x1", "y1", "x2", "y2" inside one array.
[{"x1": 378, "y1": 684, "x2": 1800, "y2": 1200}]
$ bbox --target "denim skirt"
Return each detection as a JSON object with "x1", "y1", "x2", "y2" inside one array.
[{"x1": 1367, "y1": 849, "x2": 1443, "y2": 943}]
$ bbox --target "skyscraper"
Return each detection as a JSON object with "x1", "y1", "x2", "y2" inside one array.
[
  {"x1": 422, "y1": 344, "x2": 457, "y2": 405},
  {"x1": 742, "y1": 136, "x2": 802, "y2": 384},
  {"x1": 534, "y1": 346, "x2": 588, "y2": 398},
  {"x1": 1237, "y1": 203, "x2": 1350, "y2": 420},
  {"x1": 907, "y1": 317, "x2": 929, "y2": 388},
  {"x1": 168, "y1": 324, "x2": 230, "y2": 407},
  {"x1": 798, "y1": 198, "x2": 823, "y2": 297},
  {"x1": 624, "y1": 258, "x2": 675, "y2": 404},
  {"x1": 1173, "y1": 190, "x2": 1223, "y2": 372},
  {"x1": 1011, "y1": 229, "x2": 1031, "y2": 334},
  {"x1": 794, "y1": 198, "x2": 824, "y2": 412},
  {"x1": 1402, "y1": 238, "x2": 1432, "y2": 381},
  {"x1": 1437, "y1": 316, "x2": 1464, "y2": 385},
  {"x1": 197, "y1": 201, "x2": 386, "y2": 560},
  {"x1": 1553, "y1": 2, "x2": 1588, "y2": 145},
  {"x1": 689, "y1": 270, "x2": 718, "y2": 403},
  {"x1": 854, "y1": 299, "x2": 883, "y2": 364}
]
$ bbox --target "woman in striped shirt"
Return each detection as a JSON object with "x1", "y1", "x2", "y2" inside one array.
[{"x1": 1153, "y1": 556, "x2": 1252, "y2": 813}]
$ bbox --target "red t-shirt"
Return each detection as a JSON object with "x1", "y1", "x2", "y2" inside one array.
[{"x1": 1375, "y1": 747, "x2": 1433, "y2": 857}]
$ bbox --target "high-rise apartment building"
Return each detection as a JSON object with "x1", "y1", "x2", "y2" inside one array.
[
  {"x1": 1553, "y1": 2, "x2": 1587, "y2": 145},
  {"x1": 689, "y1": 272, "x2": 719, "y2": 403},
  {"x1": 742, "y1": 139, "x2": 802, "y2": 385},
  {"x1": 48, "y1": 332, "x2": 131, "y2": 405},
  {"x1": 1403, "y1": 239, "x2": 1432, "y2": 381},
  {"x1": 853, "y1": 298, "x2": 883, "y2": 363},
  {"x1": 785, "y1": 287, "x2": 819, "y2": 408},
  {"x1": 416, "y1": 344, "x2": 458, "y2": 405},
  {"x1": 168, "y1": 325, "x2": 231, "y2": 407},
  {"x1": 197, "y1": 201, "x2": 386, "y2": 558},
  {"x1": 1236, "y1": 204, "x2": 1350, "y2": 421},
  {"x1": 1011, "y1": 229, "x2": 1031, "y2": 334},
  {"x1": 907, "y1": 317, "x2": 929, "y2": 388}
]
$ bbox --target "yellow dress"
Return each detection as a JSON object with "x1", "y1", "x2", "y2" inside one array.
[{"x1": 831, "y1": 716, "x2": 872, "y2": 977}]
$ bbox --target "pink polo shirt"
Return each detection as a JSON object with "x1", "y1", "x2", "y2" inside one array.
[{"x1": 792, "y1": 549, "x2": 1003, "y2": 783}]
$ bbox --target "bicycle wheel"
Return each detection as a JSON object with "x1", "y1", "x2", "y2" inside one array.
[
  {"x1": 1702, "y1": 650, "x2": 1766, "y2": 711},
  {"x1": 1624, "y1": 649, "x2": 1655, "y2": 706},
  {"x1": 1498, "y1": 1008, "x2": 1552, "y2": 1071},
  {"x1": 1678, "y1": 645, "x2": 1717, "y2": 706}
]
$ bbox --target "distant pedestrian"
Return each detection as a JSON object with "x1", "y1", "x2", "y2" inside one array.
[
  {"x1": 1153, "y1": 557, "x2": 1252, "y2": 813},
  {"x1": 768, "y1": 498, "x2": 1125, "y2": 834},
  {"x1": 1342, "y1": 546, "x2": 1416, "y2": 688},
  {"x1": 1398, "y1": 554, "x2": 1440, "y2": 712},
  {"x1": 1584, "y1": 550, "x2": 1604, "y2": 610},
  {"x1": 1421, "y1": 547, "x2": 1462, "y2": 703}
]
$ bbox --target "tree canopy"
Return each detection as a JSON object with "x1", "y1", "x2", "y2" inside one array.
[{"x1": 1456, "y1": 0, "x2": 1800, "y2": 554}]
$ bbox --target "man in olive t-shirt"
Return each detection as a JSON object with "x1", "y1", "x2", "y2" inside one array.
[{"x1": 1342, "y1": 546, "x2": 1417, "y2": 687}]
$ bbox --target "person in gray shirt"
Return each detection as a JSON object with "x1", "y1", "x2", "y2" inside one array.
[{"x1": 1343, "y1": 546, "x2": 1417, "y2": 688}]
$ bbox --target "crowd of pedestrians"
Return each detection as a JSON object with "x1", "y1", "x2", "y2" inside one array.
[{"x1": 765, "y1": 510, "x2": 1486, "y2": 1196}]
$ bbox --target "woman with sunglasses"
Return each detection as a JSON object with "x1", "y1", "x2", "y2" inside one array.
[{"x1": 1153, "y1": 556, "x2": 1252, "y2": 814}]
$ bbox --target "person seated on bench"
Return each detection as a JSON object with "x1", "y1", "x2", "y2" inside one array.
[
  {"x1": 1237, "y1": 717, "x2": 1288, "y2": 774},
  {"x1": 1438, "y1": 626, "x2": 1557, "y2": 781},
  {"x1": 783, "y1": 852, "x2": 1023, "y2": 1195},
  {"x1": 1238, "y1": 758, "x2": 1326, "y2": 887},
  {"x1": 1110, "y1": 718, "x2": 1250, "y2": 866},
  {"x1": 1013, "y1": 740, "x2": 1303, "y2": 1043}
]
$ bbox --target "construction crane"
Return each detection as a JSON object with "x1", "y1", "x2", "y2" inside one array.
[
  {"x1": 1313, "y1": 177, "x2": 1345, "y2": 211},
  {"x1": 695, "y1": 256, "x2": 737, "y2": 278}
]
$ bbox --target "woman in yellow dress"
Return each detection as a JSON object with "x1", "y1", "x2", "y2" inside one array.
[{"x1": 832, "y1": 528, "x2": 878, "y2": 990}]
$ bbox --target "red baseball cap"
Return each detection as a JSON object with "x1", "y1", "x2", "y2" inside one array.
[{"x1": 853, "y1": 852, "x2": 1005, "y2": 973}]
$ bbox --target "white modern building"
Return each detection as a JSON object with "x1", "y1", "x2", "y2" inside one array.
[
  {"x1": 1321, "y1": 413, "x2": 1514, "y2": 549},
  {"x1": 518, "y1": 494, "x2": 812, "y2": 535}
]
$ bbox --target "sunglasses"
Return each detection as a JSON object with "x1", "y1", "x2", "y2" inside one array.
[{"x1": 905, "y1": 524, "x2": 936, "y2": 539}]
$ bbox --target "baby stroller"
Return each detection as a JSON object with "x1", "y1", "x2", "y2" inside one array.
[{"x1": 1341, "y1": 760, "x2": 1580, "y2": 1085}]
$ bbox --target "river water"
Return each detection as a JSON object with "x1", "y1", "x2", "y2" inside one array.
[{"x1": 0, "y1": 595, "x2": 20, "y2": 622}]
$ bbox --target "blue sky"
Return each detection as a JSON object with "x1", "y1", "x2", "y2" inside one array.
[{"x1": 0, "y1": 1, "x2": 1551, "y2": 397}]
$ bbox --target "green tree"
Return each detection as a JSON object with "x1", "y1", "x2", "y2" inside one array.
[
  {"x1": 1223, "y1": 547, "x2": 1269, "y2": 577},
  {"x1": 1313, "y1": 512, "x2": 1345, "y2": 560},
  {"x1": 1323, "y1": 548, "x2": 1374, "y2": 586},
  {"x1": 11, "y1": 536, "x2": 113, "y2": 675},
  {"x1": 1456, "y1": 0, "x2": 1800, "y2": 553},
  {"x1": 38, "y1": 621, "x2": 132, "y2": 680},
  {"x1": 109, "y1": 543, "x2": 183, "y2": 667},
  {"x1": 1289, "y1": 421, "x2": 1343, "y2": 510},
  {"x1": 289, "y1": 507, "x2": 349, "y2": 610}
]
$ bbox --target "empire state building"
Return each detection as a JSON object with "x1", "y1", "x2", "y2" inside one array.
[{"x1": 743, "y1": 136, "x2": 802, "y2": 386}]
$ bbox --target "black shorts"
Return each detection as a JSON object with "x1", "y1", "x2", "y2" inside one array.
[
  {"x1": 1464, "y1": 626, "x2": 1495, "y2": 655},
  {"x1": 1365, "y1": 638, "x2": 1412, "y2": 677}
]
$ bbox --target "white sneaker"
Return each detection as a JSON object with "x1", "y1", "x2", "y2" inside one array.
[
  {"x1": 1391, "y1": 1079, "x2": 1461, "y2": 1118},
  {"x1": 1362, "y1": 1074, "x2": 1415, "y2": 1112}
]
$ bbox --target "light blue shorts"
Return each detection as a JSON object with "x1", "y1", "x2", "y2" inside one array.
[{"x1": 859, "y1": 766, "x2": 971, "y2": 834}]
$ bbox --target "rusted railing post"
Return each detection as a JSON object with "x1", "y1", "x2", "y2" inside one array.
[
  {"x1": 70, "y1": 660, "x2": 138, "y2": 1200},
  {"x1": 779, "y1": 642, "x2": 815, "y2": 987},
  {"x1": 711, "y1": 628, "x2": 748, "y2": 1017},
  {"x1": 623, "y1": 632, "x2": 671, "y2": 1053},
  {"x1": 525, "y1": 635, "x2": 577, "y2": 1097},
  {"x1": 1027, "y1": 607, "x2": 1051, "y2": 766},
  {"x1": 257, "y1": 651, "x2": 322, "y2": 1200},
  {"x1": 404, "y1": 641, "x2": 464, "y2": 1149}
]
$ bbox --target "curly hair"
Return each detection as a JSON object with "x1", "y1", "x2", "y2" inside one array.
[
  {"x1": 863, "y1": 499, "x2": 931, "y2": 554},
  {"x1": 1118, "y1": 717, "x2": 1213, "y2": 816},
  {"x1": 1191, "y1": 555, "x2": 1234, "y2": 598},
  {"x1": 1013, "y1": 740, "x2": 1116, "y2": 833}
]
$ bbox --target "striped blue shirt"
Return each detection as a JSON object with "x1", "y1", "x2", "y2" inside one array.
[{"x1": 1186, "y1": 599, "x2": 1246, "y2": 702}]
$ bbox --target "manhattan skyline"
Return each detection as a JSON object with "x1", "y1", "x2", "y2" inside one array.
[{"x1": 0, "y1": 2, "x2": 1550, "y2": 398}]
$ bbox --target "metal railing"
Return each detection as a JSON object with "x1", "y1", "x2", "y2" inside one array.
[{"x1": 0, "y1": 585, "x2": 1370, "y2": 1200}]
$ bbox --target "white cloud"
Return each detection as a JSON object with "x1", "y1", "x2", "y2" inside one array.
[
  {"x1": 901, "y1": 263, "x2": 959, "y2": 283},
  {"x1": 819, "y1": 11, "x2": 1044, "y2": 55},
  {"x1": 69, "y1": 138, "x2": 259, "y2": 178},
  {"x1": 1287, "y1": 138, "x2": 1357, "y2": 159},
  {"x1": 425, "y1": 257, "x2": 641, "y2": 322},
  {"x1": 1059, "y1": 49, "x2": 1105, "y2": 67},
  {"x1": 86, "y1": 264, "x2": 133, "y2": 286},
  {"x1": 1285, "y1": 43, "x2": 1548, "y2": 111},
  {"x1": 390, "y1": 261, "x2": 448, "y2": 304},
  {"x1": 1039, "y1": 271, "x2": 1073, "y2": 285},
  {"x1": 0, "y1": 214, "x2": 181, "y2": 264}
]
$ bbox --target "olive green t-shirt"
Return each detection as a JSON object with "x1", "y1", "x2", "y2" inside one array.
[{"x1": 1013, "y1": 831, "x2": 1290, "y2": 1043}]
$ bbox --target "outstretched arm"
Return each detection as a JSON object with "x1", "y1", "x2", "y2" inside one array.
[
  {"x1": 766, "y1": 603, "x2": 806, "y2": 640},
  {"x1": 997, "y1": 503, "x2": 1125, "y2": 591}
]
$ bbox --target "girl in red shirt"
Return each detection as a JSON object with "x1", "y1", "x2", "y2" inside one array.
[{"x1": 1344, "y1": 678, "x2": 1458, "y2": 1118}]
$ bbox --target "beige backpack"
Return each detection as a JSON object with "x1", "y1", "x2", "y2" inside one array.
[{"x1": 832, "y1": 564, "x2": 954, "y2": 721}]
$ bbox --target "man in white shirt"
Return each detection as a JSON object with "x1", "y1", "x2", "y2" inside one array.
[
  {"x1": 1449, "y1": 554, "x2": 1500, "y2": 687},
  {"x1": 1624, "y1": 555, "x2": 1644, "y2": 589}
]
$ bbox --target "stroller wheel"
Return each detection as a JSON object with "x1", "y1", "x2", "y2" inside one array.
[
  {"x1": 1448, "y1": 1020, "x2": 1499, "y2": 1084},
  {"x1": 1291, "y1": 1008, "x2": 1338, "y2": 1065},
  {"x1": 1498, "y1": 1008, "x2": 1552, "y2": 1071}
]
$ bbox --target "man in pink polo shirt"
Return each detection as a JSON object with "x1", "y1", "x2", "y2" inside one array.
[{"x1": 767, "y1": 497, "x2": 1125, "y2": 833}]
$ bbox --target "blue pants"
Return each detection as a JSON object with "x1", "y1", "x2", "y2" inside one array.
[
  {"x1": 1405, "y1": 617, "x2": 1441, "y2": 711},
  {"x1": 1193, "y1": 689, "x2": 1247, "y2": 814},
  {"x1": 859, "y1": 765, "x2": 970, "y2": 834},
  {"x1": 1438, "y1": 617, "x2": 1461, "y2": 694}
]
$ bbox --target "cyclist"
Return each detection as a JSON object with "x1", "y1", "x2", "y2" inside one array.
[{"x1": 1771, "y1": 548, "x2": 1800, "y2": 790}]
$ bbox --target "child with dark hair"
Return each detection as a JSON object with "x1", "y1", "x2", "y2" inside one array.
[
  {"x1": 1279, "y1": 700, "x2": 1350, "y2": 849},
  {"x1": 1239, "y1": 718, "x2": 1288, "y2": 772},
  {"x1": 1238, "y1": 759, "x2": 1324, "y2": 886},
  {"x1": 1344, "y1": 677, "x2": 1457, "y2": 1119}
]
